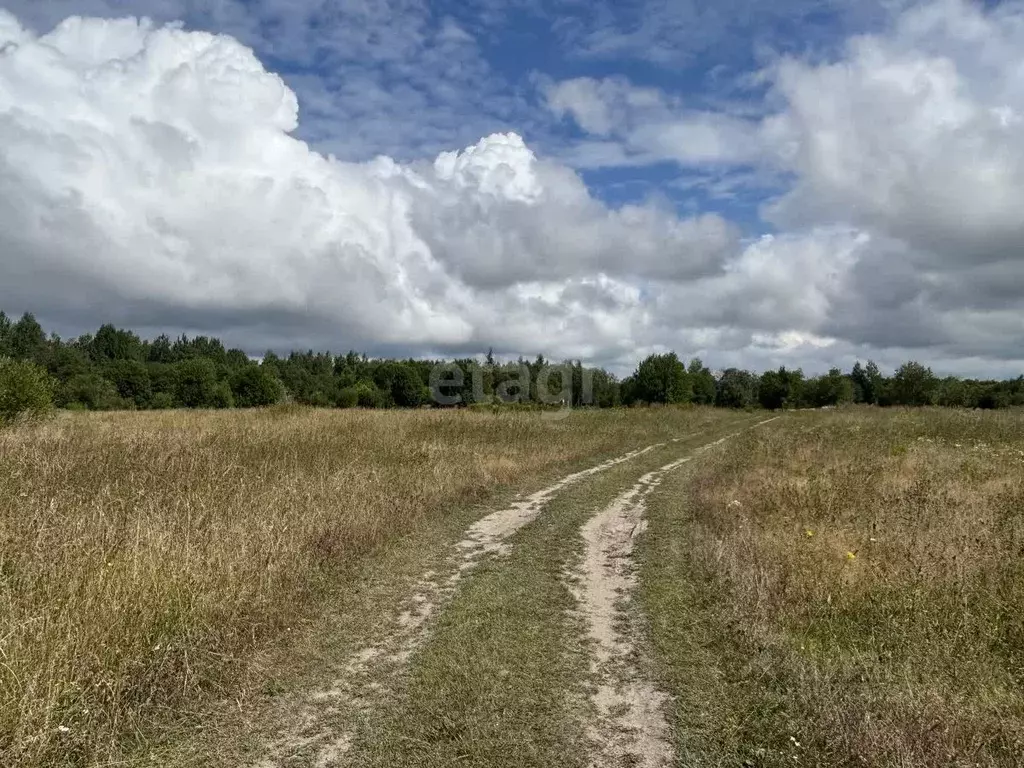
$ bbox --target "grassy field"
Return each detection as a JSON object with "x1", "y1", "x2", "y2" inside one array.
[
  {"x1": 641, "y1": 407, "x2": 1024, "y2": 767},
  {"x1": 8, "y1": 405, "x2": 1024, "y2": 768},
  {"x1": 349, "y1": 423, "x2": 752, "y2": 768},
  {"x1": 0, "y1": 405, "x2": 710, "y2": 767}
]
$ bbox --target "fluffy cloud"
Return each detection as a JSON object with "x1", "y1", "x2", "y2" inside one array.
[
  {"x1": 761, "y1": 0, "x2": 1024, "y2": 356},
  {"x1": 3, "y1": 2, "x2": 1024, "y2": 377},
  {"x1": 765, "y1": 0, "x2": 1024, "y2": 252},
  {"x1": 0, "y1": 10, "x2": 741, "y2": 366},
  {"x1": 544, "y1": 76, "x2": 762, "y2": 168},
  {"x1": 0, "y1": 0, "x2": 527, "y2": 163},
  {"x1": 543, "y1": 0, "x2": 1024, "y2": 371}
]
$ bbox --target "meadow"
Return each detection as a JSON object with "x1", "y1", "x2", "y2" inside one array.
[
  {"x1": 5, "y1": 405, "x2": 1024, "y2": 767},
  {"x1": 0, "y1": 405, "x2": 705, "y2": 767},
  {"x1": 642, "y1": 407, "x2": 1024, "y2": 767}
]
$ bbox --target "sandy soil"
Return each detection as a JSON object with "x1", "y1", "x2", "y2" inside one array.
[
  {"x1": 253, "y1": 438, "x2": 677, "y2": 767},
  {"x1": 569, "y1": 421, "x2": 777, "y2": 767}
]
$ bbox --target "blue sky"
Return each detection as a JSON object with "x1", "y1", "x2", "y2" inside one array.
[
  {"x1": 2, "y1": 0, "x2": 1024, "y2": 377},
  {"x1": 4, "y1": 0, "x2": 890, "y2": 218},
  {"x1": 286, "y1": 0, "x2": 881, "y2": 218}
]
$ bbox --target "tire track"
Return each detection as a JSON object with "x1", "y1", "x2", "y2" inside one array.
[
  {"x1": 569, "y1": 419, "x2": 778, "y2": 768},
  {"x1": 252, "y1": 435, "x2": 694, "y2": 767}
]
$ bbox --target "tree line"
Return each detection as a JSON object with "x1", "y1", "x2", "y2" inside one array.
[
  {"x1": 0, "y1": 311, "x2": 620, "y2": 413},
  {"x1": 0, "y1": 311, "x2": 1022, "y2": 421},
  {"x1": 620, "y1": 353, "x2": 1024, "y2": 409}
]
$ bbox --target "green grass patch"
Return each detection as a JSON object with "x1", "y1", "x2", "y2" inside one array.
[
  {"x1": 350, "y1": 423, "x2": 749, "y2": 768},
  {"x1": 639, "y1": 408, "x2": 1024, "y2": 768}
]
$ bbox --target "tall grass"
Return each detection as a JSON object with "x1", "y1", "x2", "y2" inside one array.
[
  {"x1": 654, "y1": 407, "x2": 1024, "y2": 766},
  {"x1": 0, "y1": 406, "x2": 701, "y2": 767}
]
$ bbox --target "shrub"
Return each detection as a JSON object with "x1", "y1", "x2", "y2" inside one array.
[
  {"x1": 230, "y1": 366, "x2": 284, "y2": 408},
  {"x1": 149, "y1": 392, "x2": 176, "y2": 410},
  {"x1": 307, "y1": 390, "x2": 332, "y2": 408},
  {"x1": 0, "y1": 358, "x2": 54, "y2": 424},
  {"x1": 335, "y1": 386, "x2": 360, "y2": 408},
  {"x1": 354, "y1": 381, "x2": 385, "y2": 408},
  {"x1": 103, "y1": 359, "x2": 152, "y2": 408},
  {"x1": 57, "y1": 373, "x2": 124, "y2": 410},
  {"x1": 210, "y1": 381, "x2": 234, "y2": 409},
  {"x1": 173, "y1": 359, "x2": 220, "y2": 408}
]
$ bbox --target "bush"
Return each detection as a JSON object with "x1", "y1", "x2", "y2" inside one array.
[
  {"x1": 354, "y1": 381, "x2": 385, "y2": 408},
  {"x1": 307, "y1": 390, "x2": 332, "y2": 408},
  {"x1": 335, "y1": 387, "x2": 360, "y2": 408},
  {"x1": 210, "y1": 381, "x2": 234, "y2": 409},
  {"x1": 57, "y1": 373, "x2": 124, "y2": 410},
  {"x1": 103, "y1": 359, "x2": 152, "y2": 408},
  {"x1": 174, "y1": 359, "x2": 220, "y2": 408},
  {"x1": 230, "y1": 366, "x2": 284, "y2": 408},
  {"x1": 0, "y1": 358, "x2": 54, "y2": 424},
  {"x1": 149, "y1": 392, "x2": 176, "y2": 410}
]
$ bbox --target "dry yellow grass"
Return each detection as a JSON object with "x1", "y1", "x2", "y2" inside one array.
[
  {"x1": 642, "y1": 407, "x2": 1024, "y2": 767},
  {"x1": 0, "y1": 405, "x2": 703, "y2": 767}
]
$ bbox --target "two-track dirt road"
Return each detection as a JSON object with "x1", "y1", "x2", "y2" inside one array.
[{"x1": 226, "y1": 415, "x2": 777, "y2": 768}]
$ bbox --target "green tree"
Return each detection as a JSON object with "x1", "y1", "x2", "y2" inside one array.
[
  {"x1": 335, "y1": 386, "x2": 360, "y2": 408},
  {"x1": 0, "y1": 358, "x2": 54, "y2": 424},
  {"x1": 0, "y1": 312, "x2": 11, "y2": 357},
  {"x1": 851, "y1": 360, "x2": 885, "y2": 405},
  {"x1": 888, "y1": 361, "x2": 937, "y2": 406},
  {"x1": 850, "y1": 361, "x2": 867, "y2": 403},
  {"x1": 716, "y1": 368, "x2": 758, "y2": 409},
  {"x1": 104, "y1": 359, "x2": 152, "y2": 408},
  {"x1": 90, "y1": 324, "x2": 144, "y2": 362},
  {"x1": 975, "y1": 384, "x2": 1009, "y2": 410},
  {"x1": 805, "y1": 368, "x2": 854, "y2": 407},
  {"x1": 936, "y1": 376, "x2": 970, "y2": 408},
  {"x1": 628, "y1": 353, "x2": 691, "y2": 404},
  {"x1": 57, "y1": 373, "x2": 123, "y2": 410},
  {"x1": 353, "y1": 380, "x2": 385, "y2": 408},
  {"x1": 591, "y1": 368, "x2": 621, "y2": 408},
  {"x1": 149, "y1": 392, "x2": 176, "y2": 410},
  {"x1": 148, "y1": 334, "x2": 175, "y2": 363},
  {"x1": 9, "y1": 313, "x2": 46, "y2": 361},
  {"x1": 374, "y1": 362, "x2": 429, "y2": 407},
  {"x1": 688, "y1": 359, "x2": 717, "y2": 405},
  {"x1": 391, "y1": 365, "x2": 429, "y2": 407},
  {"x1": 147, "y1": 362, "x2": 178, "y2": 399},
  {"x1": 210, "y1": 380, "x2": 234, "y2": 409},
  {"x1": 44, "y1": 344, "x2": 91, "y2": 382},
  {"x1": 230, "y1": 366, "x2": 284, "y2": 408},
  {"x1": 758, "y1": 367, "x2": 805, "y2": 410},
  {"x1": 173, "y1": 358, "x2": 220, "y2": 408},
  {"x1": 225, "y1": 348, "x2": 251, "y2": 369}
]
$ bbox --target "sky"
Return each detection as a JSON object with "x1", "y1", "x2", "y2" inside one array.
[{"x1": 1, "y1": 0, "x2": 1023, "y2": 377}]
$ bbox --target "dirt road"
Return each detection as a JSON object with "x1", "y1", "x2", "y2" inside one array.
[{"x1": 217, "y1": 415, "x2": 776, "y2": 768}]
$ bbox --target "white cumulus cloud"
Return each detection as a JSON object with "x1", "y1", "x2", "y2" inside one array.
[
  {"x1": 0, "y1": 10, "x2": 746, "y2": 366},
  {"x1": 542, "y1": 0, "x2": 1024, "y2": 371},
  {"x1": 761, "y1": 0, "x2": 1024, "y2": 355},
  {"x1": 4, "y1": 2, "x2": 1024, "y2": 377},
  {"x1": 543, "y1": 76, "x2": 763, "y2": 168}
]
